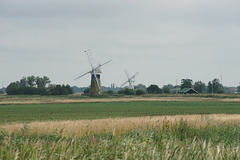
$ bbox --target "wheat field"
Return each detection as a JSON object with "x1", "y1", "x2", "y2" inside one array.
[
  {"x1": 1, "y1": 114, "x2": 240, "y2": 137},
  {"x1": 1, "y1": 114, "x2": 240, "y2": 159}
]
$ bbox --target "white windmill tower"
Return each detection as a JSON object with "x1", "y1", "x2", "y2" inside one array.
[
  {"x1": 74, "y1": 50, "x2": 112, "y2": 95},
  {"x1": 121, "y1": 70, "x2": 139, "y2": 90}
]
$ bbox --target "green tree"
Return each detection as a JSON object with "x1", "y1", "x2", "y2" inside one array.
[
  {"x1": 147, "y1": 85, "x2": 163, "y2": 94},
  {"x1": 84, "y1": 88, "x2": 90, "y2": 95},
  {"x1": 118, "y1": 89, "x2": 125, "y2": 94},
  {"x1": 60, "y1": 85, "x2": 69, "y2": 95},
  {"x1": 194, "y1": 81, "x2": 205, "y2": 93},
  {"x1": 237, "y1": 85, "x2": 240, "y2": 93},
  {"x1": 43, "y1": 76, "x2": 51, "y2": 87},
  {"x1": 162, "y1": 84, "x2": 173, "y2": 94},
  {"x1": 207, "y1": 81, "x2": 213, "y2": 93},
  {"x1": 207, "y1": 78, "x2": 223, "y2": 93},
  {"x1": 104, "y1": 90, "x2": 114, "y2": 95},
  {"x1": 47, "y1": 84, "x2": 73, "y2": 95},
  {"x1": 36, "y1": 76, "x2": 51, "y2": 88},
  {"x1": 118, "y1": 88, "x2": 135, "y2": 95},
  {"x1": 27, "y1": 76, "x2": 36, "y2": 87},
  {"x1": 237, "y1": 82, "x2": 240, "y2": 93},
  {"x1": 172, "y1": 85, "x2": 180, "y2": 94},
  {"x1": 134, "y1": 84, "x2": 147, "y2": 91},
  {"x1": 20, "y1": 77, "x2": 28, "y2": 87},
  {"x1": 6, "y1": 81, "x2": 47, "y2": 95},
  {"x1": 6, "y1": 76, "x2": 51, "y2": 95},
  {"x1": 180, "y1": 79, "x2": 193, "y2": 89},
  {"x1": 65, "y1": 84, "x2": 74, "y2": 94},
  {"x1": 223, "y1": 87, "x2": 231, "y2": 94},
  {"x1": 6, "y1": 82, "x2": 20, "y2": 95},
  {"x1": 36, "y1": 77, "x2": 44, "y2": 88},
  {"x1": 124, "y1": 88, "x2": 135, "y2": 95},
  {"x1": 136, "y1": 89, "x2": 146, "y2": 95}
]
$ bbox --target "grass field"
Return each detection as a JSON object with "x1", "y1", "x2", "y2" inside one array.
[
  {"x1": 1, "y1": 101, "x2": 240, "y2": 124},
  {"x1": 1, "y1": 96, "x2": 240, "y2": 159}
]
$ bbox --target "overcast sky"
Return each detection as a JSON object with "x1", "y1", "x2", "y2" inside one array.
[{"x1": 1, "y1": 0, "x2": 240, "y2": 88}]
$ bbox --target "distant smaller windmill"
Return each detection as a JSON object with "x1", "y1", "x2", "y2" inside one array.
[{"x1": 121, "y1": 70, "x2": 139, "y2": 90}]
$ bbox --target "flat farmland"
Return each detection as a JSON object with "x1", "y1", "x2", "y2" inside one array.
[
  {"x1": 1, "y1": 101, "x2": 240, "y2": 124},
  {"x1": 2, "y1": 96, "x2": 240, "y2": 159}
]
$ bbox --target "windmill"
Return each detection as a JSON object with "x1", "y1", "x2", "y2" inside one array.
[
  {"x1": 74, "y1": 50, "x2": 112, "y2": 95},
  {"x1": 121, "y1": 70, "x2": 139, "y2": 90}
]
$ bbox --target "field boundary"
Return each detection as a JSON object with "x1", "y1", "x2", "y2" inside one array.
[{"x1": 1, "y1": 96, "x2": 240, "y2": 105}]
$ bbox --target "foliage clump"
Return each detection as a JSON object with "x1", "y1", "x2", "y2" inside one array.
[
  {"x1": 147, "y1": 85, "x2": 163, "y2": 94},
  {"x1": 47, "y1": 85, "x2": 73, "y2": 95},
  {"x1": 6, "y1": 76, "x2": 73, "y2": 95},
  {"x1": 103, "y1": 90, "x2": 114, "y2": 95},
  {"x1": 118, "y1": 88, "x2": 135, "y2": 95},
  {"x1": 135, "y1": 89, "x2": 146, "y2": 95}
]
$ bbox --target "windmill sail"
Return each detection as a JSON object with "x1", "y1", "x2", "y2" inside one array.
[
  {"x1": 74, "y1": 71, "x2": 92, "y2": 80},
  {"x1": 121, "y1": 71, "x2": 139, "y2": 89}
]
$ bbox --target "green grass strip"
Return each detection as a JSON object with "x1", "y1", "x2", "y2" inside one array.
[{"x1": 1, "y1": 101, "x2": 240, "y2": 124}]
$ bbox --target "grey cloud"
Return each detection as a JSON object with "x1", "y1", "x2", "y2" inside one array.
[
  {"x1": 0, "y1": 0, "x2": 128, "y2": 19},
  {"x1": 1, "y1": 0, "x2": 240, "y2": 87}
]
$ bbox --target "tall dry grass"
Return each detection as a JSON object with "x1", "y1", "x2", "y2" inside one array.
[
  {"x1": 1, "y1": 114, "x2": 240, "y2": 159},
  {"x1": 1, "y1": 114, "x2": 240, "y2": 137}
]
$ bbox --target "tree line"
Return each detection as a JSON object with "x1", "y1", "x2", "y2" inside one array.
[
  {"x1": 159, "y1": 78, "x2": 224, "y2": 94},
  {"x1": 5, "y1": 76, "x2": 240, "y2": 96},
  {"x1": 6, "y1": 76, "x2": 73, "y2": 95},
  {"x1": 179, "y1": 78, "x2": 224, "y2": 94},
  {"x1": 101, "y1": 78, "x2": 234, "y2": 95}
]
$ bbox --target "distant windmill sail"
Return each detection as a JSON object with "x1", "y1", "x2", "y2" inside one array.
[
  {"x1": 75, "y1": 50, "x2": 112, "y2": 95},
  {"x1": 121, "y1": 70, "x2": 139, "y2": 90}
]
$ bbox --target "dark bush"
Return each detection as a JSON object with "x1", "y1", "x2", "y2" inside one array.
[
  {"x1": 47, "y1": 85, "x2": 73, "y2": 95},
  {"x1": 118, "y1": 88, "x2": 135, "y2": 95},
  {"x1": 84, "y1": 88, "x2": 90, "y2": 95},
  {"x1": 147, "y1": 85, "x2": 163, "y2": 94},
  {"x1": 104, "y1": 90, "x2": 114, "y2": 95},
  {"x1": 136, "y1": 89, "x2": 146, "y2": 95},
  {"x1": 118, "y1": 89, "x2": 125, "y2": 94}
]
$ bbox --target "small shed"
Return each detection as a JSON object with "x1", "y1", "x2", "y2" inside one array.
[{"x1": 178, "y1": 88, "x2": 198, "y2": 94}]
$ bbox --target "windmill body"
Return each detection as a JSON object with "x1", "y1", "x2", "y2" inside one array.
[
  {"x1": 121, "y1": 70, "x2": 139, "y2": 90},
  {"x1": 90, "y1": 73, "x2": 102, "y2": 95},
  {"x1": 75, "y1": 50, "x2": 112, "y2": 95}
]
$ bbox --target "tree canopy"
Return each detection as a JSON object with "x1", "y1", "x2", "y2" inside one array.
[
  {"x1": 207, "y1": 78, "x2": 223, "y2": 93},
  {"x1": 47, "y1": 85, "x2": 73, "y2": 95},
  {"x1": 6, "y1": 76, "x2": 72, "y2": 95},
  {"x1": 194, "y1": 81, "x2": 205, "y2": 93},
  {"x1": 237, "y1": 84, "x2": 240, "y2": 93},
  {"x1": 134, "y1": 84, "x2": 147, "y2": 91},
  {"x1": 162, "y1": 84, "x2": 173, "y2": 94},
  {"x1": 36, "y1": 76, "x2": 51, "y2": 88},
  {"x1": 147, "y1": 85, "x2": 163, "y2": 94},
  {"x1": 180, "y1": 79, "x2": 193, "y2": 89},
  {"x1": 118, "y1": 88, "x2": 135, "y2": 95},
  {"x1": 136, "y1": 89, "x2": 146, "y2": 95}
]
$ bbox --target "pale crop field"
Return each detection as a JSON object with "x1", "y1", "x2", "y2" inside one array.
[
  {"x1": 1, "y1": 114, "x2": 240, "y2": 159},
  {"x1": 1, "y1": 114, "x2": 240, "y2": 137},
  {"x1": 1, "y1": 94, "x2": 240, "y2": 105}
]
